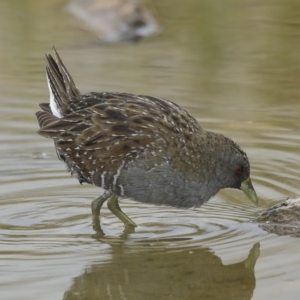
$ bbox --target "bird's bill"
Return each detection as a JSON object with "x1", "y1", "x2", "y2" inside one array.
[{"x1": 240, "y1": 177, "x2": 258, "y2": 203}]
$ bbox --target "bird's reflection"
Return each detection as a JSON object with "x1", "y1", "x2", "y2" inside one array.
[
  {"x1": 63, "y1": 233, "x2": 260, "y2": 300},
  {"x1": 92, "y1": 216, "x2": 136, "y2": 240}
]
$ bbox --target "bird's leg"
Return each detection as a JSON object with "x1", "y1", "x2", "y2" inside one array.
[
  {"x1": 91, "y1": 191, "x2": 112, "y2": 216},
  {"x1": 107, "y1": 194, "x2": 137, "y2": 227}
]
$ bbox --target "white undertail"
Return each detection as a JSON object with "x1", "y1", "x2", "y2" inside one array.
[{"x1": 46, "y1": 74, "x2": 62, "y2": 118}]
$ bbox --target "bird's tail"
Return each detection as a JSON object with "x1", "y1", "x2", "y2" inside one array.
[{"x1": 46, "y1": 46, "x2": 81, "y2": 118}]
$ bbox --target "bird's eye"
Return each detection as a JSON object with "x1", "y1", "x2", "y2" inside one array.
[{"x1": 235, "y1": 166, "x2": 243, "y2": 174}]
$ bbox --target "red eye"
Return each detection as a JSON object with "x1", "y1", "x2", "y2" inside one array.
[{"x1": 235, "y1": 166, "x2": 243, "y2": 174}]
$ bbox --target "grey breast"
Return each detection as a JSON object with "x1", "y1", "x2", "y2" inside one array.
[{"x1": 118, "y1": 160, "x2": 218, "y2": 208}]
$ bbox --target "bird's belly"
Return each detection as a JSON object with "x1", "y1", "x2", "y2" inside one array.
[{"x1": 118, "y1": 162, "x2": 210, "y2": 208}]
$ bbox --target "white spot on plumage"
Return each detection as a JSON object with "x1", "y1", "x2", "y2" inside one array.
[
  {"x1": 46, "y1": 74, "x2": 62, "y2": 118},
  {"x1": 113, "y1": 160, "x2": 125, "y2": 187},
  {"x1": 112, "y1": 134, "x2": 125, "y2": 137},
  {"x1": 101, "y1": 171, "x2": 107, "y2": 187},
  {"x1": 119, "y1": 184, "x2": 125, "y2": 196}
]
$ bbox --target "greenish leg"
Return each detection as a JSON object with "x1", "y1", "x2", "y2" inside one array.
[
  {"x1": 107, "y1": 194, "x2": 137, "y2": 227},
  {"x1": 91, "y1": 191, "x2": 112, "y2": 216}
]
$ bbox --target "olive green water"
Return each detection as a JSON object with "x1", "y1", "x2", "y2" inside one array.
[{"x1": 1, "y1": 0, "x2": 300, "y2": 299}]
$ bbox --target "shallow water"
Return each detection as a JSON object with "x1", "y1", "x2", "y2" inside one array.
[{"x1": 1, "y1": 0, "x2": 300, "y2": 299}]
